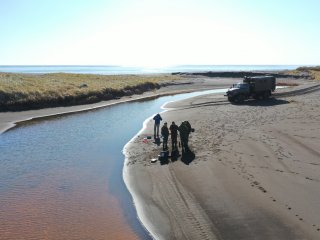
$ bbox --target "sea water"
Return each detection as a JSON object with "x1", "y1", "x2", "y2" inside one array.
[{"x1": 0, "y1": 65, "x2": 301, "y2": 75}]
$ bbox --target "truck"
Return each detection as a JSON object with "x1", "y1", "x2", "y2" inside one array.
[{"x1": 225, "y1": 76, "x2": 276, "y2": 103}]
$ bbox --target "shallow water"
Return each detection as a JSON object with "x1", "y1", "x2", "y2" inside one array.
[{"x1": 0, "y1": 88, "x2": 226, "y2": 239}]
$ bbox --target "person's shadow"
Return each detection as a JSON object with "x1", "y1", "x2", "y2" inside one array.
[
  {"x1": 181, "y1": 149, "x2": 195, "y2": 165},
  {"x1": 153, "y1": 137, "x2": 161, "y2": 146},
  {"x1": 170, "y1": 149, "x2": 180, "y2": 162},
  {"x1": 160, "y1": 156, "x2": 170, "y2": 165}
]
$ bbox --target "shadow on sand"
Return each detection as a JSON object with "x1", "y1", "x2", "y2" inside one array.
[
  {"x1": 159, "y1": 149, "x2": 195, "y2": 165},
  {"x1": 170, "y1": 149, "x2": 180, "y2": 162},
  {"x1": 153, "y1": 137, "x2": 161, "y2": 146},
  {"x1": 181, "y1": 97, "x2": 289, "y2": 111},
  {"x1": 160, "y1": 157, "x2": 170, "y2": 165},
  {"x1": 232, "y1": 98, "x2": 289, "y2": 107},
  {"x1": 159, "y1": 150, "x2": 177, "y2": 165},
  {"x1": 181, "y1": 149, "x2": 196, "y2": 165}
]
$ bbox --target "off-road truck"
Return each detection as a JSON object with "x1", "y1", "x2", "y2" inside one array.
[{"x1": 225, "y1": 76, "x2": 276, "y2": 103}]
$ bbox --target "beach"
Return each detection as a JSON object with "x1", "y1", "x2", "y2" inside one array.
[
  {"x1": 2, "y1": 0, "x2": 319, "y2": 237},
  {"x1": 1, "y1": 73, "x2": 319, "y2": 239},
  {"x1": 124, "y1": 79, "x2": 320, "y2": 239},
  {"x1": 0, "y1": 75, "x2": 239, "y2": 240}
]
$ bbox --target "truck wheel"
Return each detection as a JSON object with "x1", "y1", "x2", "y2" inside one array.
[
  {"x1": 263, "y1": 91, "x2": 270, "y2": 99},
  {"x1": 228, "y1": 96, "x2": 234, "y2": 102},
  {"x1": 258, "y1": 94, "x2": 264, "y2": 100},
  {"x1": 235, "y1": 94, "x2": 245, "y2": 103}
]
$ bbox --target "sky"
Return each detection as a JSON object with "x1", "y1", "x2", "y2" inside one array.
[{"x1": 0, "y1": 0, "x2": 319, "y2": 66}]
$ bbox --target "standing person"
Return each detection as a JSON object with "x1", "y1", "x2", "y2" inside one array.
[
  {"x1": 153, "y1": 113, "x2": 162, "y2": 138},
  {"x1": 170, "y1": 121, "x2": 179, "y2": 150},
  {"x1": 178, "y1": 121, "x2": 192, "y2": 153},
  {"x1": 161, "y1": 122, "x2": 169, "y2": 150}
]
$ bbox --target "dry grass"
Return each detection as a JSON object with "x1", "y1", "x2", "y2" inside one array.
[
  {"x1": 309, "y1": 70, "x2": 320, "y2": 80},
  {"x1": 0, "y1": 73, "x2": 183, "y2": 111},
  {"x1": 276, "y1": 82, "x2": 299, "y2": 86},
  {"x1": 285, "y1": 66, "x2": 320, "y2": 81}
]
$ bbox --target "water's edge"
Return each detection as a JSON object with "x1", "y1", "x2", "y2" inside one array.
[
  {"x1": 122, "y1": 89, "x2": 229, "y2": 239},
  {"x1": 0, "y1": 88, "x2": 226, "y2": 239},
  {"x1": 1, "y1": 84, "x2": 290, "y2": 239},
  {"x1": 1, "y1": 88, "x2": 210, "y2": 135}
]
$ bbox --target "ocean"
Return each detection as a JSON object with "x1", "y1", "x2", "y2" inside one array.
[{"x1": 0, "y1": 65, "x2": 301, "y2": 75}]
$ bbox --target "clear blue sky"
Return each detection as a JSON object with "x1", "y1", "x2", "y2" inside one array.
[{"x1": 0, "y1": 0, "x2": 319, "y2": 66}]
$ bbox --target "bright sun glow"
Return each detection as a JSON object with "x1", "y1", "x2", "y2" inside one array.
[{"x1": 0, "y1": 0, "x2": 319, "y2": 65}]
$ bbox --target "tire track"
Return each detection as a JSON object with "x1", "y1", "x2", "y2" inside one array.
[
  {"x1": 275, "y1": 84, "x2": 320, "y2": 98},
  {"x1": 172, "y1": 84, "x2": 320, "y2": 110},
  {"x1": 154, "y1": 167, "x2": 220, "y2": 240}
]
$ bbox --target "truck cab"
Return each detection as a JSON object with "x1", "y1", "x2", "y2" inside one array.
[{"x1": 226, "y1": 82, "x2": 250, "y2": 102}]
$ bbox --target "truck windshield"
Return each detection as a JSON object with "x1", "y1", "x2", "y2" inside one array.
[{"x1": 233, "y1": 83, "x2": 249, "y2": 89}]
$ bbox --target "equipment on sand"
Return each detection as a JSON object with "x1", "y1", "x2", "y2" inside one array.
[{"x1": 159, "y1": 150, "x2": 169, "y2": 160}]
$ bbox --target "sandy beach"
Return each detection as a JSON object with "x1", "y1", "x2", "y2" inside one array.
[
  {"x1": 1, "y1": 74, "x2": 319, "y2": 240},
  {"x1": 0, "y1": 76, "x2": 240, "y2": 239},
  {"x1": 2, "y1": 0, "x2": 320, "y2": 238},
  {"x1": 124, "y1": 79, "x2": 320, "y2": 239}
]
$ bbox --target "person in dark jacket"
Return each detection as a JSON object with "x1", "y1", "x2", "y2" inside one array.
[
  {"x1": 178, "y1": 121, "x2": 193, "y2": 153},
  {"x1": 170, "y1": 121, "x2": 179, "y2": 150},
  {"x1": 153, "y1": 113, "x2": 162, "y2": 138},
  {"x1": 161, "y1": 122, "x2": 169, "y2": 150}
]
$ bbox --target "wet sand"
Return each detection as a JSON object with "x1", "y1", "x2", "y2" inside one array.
[
  {"x1": 1, "y1": 74, "x2": 316, "y2": 240},
  {"x1": 124, "y1": 80, "x2": 320, "y2": 239},
  {"x1": 0, "y1": 76, "x2": 238, "y2": 240}
]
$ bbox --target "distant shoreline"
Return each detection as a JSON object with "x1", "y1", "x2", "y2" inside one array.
[
  {"x1": 0, "y1": 68, "x2": 317, "y2": 135},
  {"x1": 0, "y1": 65, "x2": 303, "y2": 75},
  {"x1": 0, "y1": 69, "x2": 314, "y2": 112}
]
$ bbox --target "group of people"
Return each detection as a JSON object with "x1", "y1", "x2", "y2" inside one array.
[{"x1": 153, "y1": 113, "x2": 193, "y2": 153}]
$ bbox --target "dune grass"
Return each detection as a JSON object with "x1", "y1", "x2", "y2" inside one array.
[
  {"x1": 297, "y1": 66, "x2": 320, "y2": 80},
  {"x1": 0, "y1": 73, "x2": 183, "y2": 111},
  {"x1": 285, "y1": 66, "x2": 320, "y2": 80}
]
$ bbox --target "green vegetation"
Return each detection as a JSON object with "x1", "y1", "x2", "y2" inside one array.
[{"x1": 0, "y1": 73, "x2": 183, "y2": 111}]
